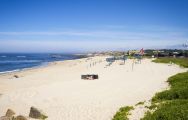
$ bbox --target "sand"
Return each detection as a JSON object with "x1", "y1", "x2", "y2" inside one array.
[{"x1": 0, "y1": 56, "x2": 187, "y2": 120}]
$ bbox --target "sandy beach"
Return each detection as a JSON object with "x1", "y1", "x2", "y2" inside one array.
[{"x1": 0, "y1": 56, "x2": 187, "y2": 120}]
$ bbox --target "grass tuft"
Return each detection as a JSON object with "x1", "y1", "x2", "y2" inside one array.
[
  {"x1": 112, "y1": 106, "x2": 134, "y2": 120},
  {"x1": 135, "y1": 101, "x2": 145, "y2": 106}
]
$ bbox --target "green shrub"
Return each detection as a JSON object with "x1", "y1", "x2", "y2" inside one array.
[
  {"x1": 142, "y1": 100, "x2": 188, "y2": 120},
  {"x1": 145, "y1": 103, "x2": 157, "y2": 110},
  {"x1": 152, "y1": 58, "x2": 188, "y2": 68},
  {"x1": 112, "y1": 106, "x2": 134, "y2": 120},
  {"x1": 114, "y1": 58, "x2": 188, "y2": 120},
  {"x1": 142, "y1": 60, "x2": 188, "y2": 120},
  {"x1": 135, "y1": 101, "x2": 145, "y2": 106},
  {"x1": 152, "y1": 72, "x2": 188, "y2": 102}
]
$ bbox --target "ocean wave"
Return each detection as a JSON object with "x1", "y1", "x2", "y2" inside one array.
[
  {"x1": 17, "y1": 56, "x2": 26, "y2": 58},
  {"x1": 0, "y1": 62, "x2": 49, "y2": 74},
  {"x1": 0, "y1": 60, "x2": 41, "y2": 63},
  {"x1": 0, "y1": 69, "x2": 20, "y2": 74},
  {"x1": 1, "y1": 56, "x2": 7, "y2": 57}
]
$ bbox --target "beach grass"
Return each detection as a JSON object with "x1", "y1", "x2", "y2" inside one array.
[
  {"x1": 142, "y1": 58, "x2": 188, "y2": 120},
  {"x1": 112, "y1": 106, "x2": 134, "y2": 120},
  {"x1": 152, "y1": 72, "x2": 188, "y2": 101},
  {"x1": 142, "y1": 99, "x2": 188, "y2": 120},
  {"x1": 152, "y1": 57, "x2": 188, "y2": 68},
  {"x1": 135, "y1": 101, "x2": 145, "y2": 106}
]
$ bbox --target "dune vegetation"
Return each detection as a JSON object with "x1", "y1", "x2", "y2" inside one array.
[
  {"x1": 112, "y1": 106, "x2": 134, "y2": 120},
  {"x1": 142, "y1": 58, "x2": 188, "y2": 120},
  {"x1": 152, "y1": 57, "x2": 188, "y2": 68}
]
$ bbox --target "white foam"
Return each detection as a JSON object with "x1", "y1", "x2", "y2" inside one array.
[
  {"x1": 17, "y1": 56, "x2": 26, "y2": 58},
  {"x1": 1, "y1": 56, "x2": 7, "y2": 58},
  {"x1": 0, "y1": 60, "x2": 41, "y2": 63}
]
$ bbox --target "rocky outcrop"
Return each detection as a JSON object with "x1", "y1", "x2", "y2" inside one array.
[
  {"x1": 14, "y1": 115, "x2": 27, "y2": 120},
  {"x1": 0, "y1": 107, "x2": 47, "y2": 120},
  {"x1": 0, "y1": 109, "x2": 15, "y2": 120},
  {"x1": 0, "y1": 116, "x2": 12, "y2": 120},
  {"x1": 5, "y1": 109, "x2": 15, "y2": 117},
  {"x1": 13, "y1": 75, "x2": 19, "y2": 78},
  {"x1": 29, "y1": 107, "x2": 47, "y2": 119}
]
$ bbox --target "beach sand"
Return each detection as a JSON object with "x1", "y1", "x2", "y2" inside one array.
[{"x1": 0, "y1": 56, "x2": 187, "y2": 120}]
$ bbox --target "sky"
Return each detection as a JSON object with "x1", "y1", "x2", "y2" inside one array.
[{"x1": 0, "y1": 0, "x2": 188, "y2": 53}]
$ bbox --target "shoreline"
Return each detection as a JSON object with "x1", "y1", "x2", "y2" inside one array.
[
  {"x1": 0, "y1": 53, "x2": 88, "y2": 76},
  {"x1": 0, "y1": 62, "x2": 49, "y2": 75},
  {"x1": 0, "y1": 56, "x2": 87, "y2": 76},
  {"x1": 0, "y1": 56, "x2": 187, "y2": 120}
]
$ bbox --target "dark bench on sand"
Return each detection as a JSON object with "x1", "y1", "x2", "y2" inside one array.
[{"x1": 81, "y1": 74, "x2": 98, "y2": 80}]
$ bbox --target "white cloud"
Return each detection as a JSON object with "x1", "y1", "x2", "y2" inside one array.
[
  {"x1": 0, "y1": 25, "x2": 188, "y2": 52},
  {"x1": 0, "y1": 31, "x2": 92, "y2": 36},
  {"x1": 0, "y1": 39, "x2": 185, "y2": 53}
]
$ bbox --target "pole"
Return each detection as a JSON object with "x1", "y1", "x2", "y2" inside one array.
[{"x1": 132, "y1": 58, "x2": 134, "y2": 71}]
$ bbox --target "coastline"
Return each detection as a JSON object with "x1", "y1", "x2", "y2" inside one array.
[
  {"x1": 0, "y1": 54, "x2": 86, "y2": 76},
  {"x1": 0, "y1": 62, "x2": 49, "y2": 75},
  {"x1": 0, "y1": 56, "x2": 187, "y2": 120},
  {"x1": 0, "y1": 53, "x2": 85, "y2": 75}
]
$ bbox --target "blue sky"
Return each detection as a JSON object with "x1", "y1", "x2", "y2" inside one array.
[{"x1": 0, "y1": 0, "x2": 188, "y2": 53}]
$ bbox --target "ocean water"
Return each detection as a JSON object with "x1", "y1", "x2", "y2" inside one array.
[{"x1": 0, "y1": 53, "x2": 79, "y2": 73}]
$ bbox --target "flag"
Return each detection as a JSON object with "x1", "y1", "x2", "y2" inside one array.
[{"x1": 140, "y1": 48, "x2": 144, "y2": 55}]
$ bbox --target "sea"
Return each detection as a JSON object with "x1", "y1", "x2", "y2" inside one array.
[{"x1": 0, "y1": 53, "x2": 82, "y2": 74}]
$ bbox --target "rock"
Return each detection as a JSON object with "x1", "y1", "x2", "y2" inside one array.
[
  {"x1": 0, "y1": 116, "x2": 11, "y2": 120},
  {"x1": 5, "y1": 109, "x2": 15, "y2": 117},
  {"x1": 14, "y1": 75, "x2": 19, "y2": 78},
  {"x1": 15, "y1": 115, "x2": 27, "y2": 120},
  {"x1": 29, "y1": 107, "x2": 47, "y2": 119}
]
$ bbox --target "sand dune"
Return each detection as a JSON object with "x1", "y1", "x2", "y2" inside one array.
[{"x1": 0, "y1": 56, "x2": 187, "y2": 120}]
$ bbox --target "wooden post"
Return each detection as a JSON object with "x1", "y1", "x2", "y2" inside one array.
[{"x1": 132, "y1": 59, "x2": 134, "y2": 71}]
